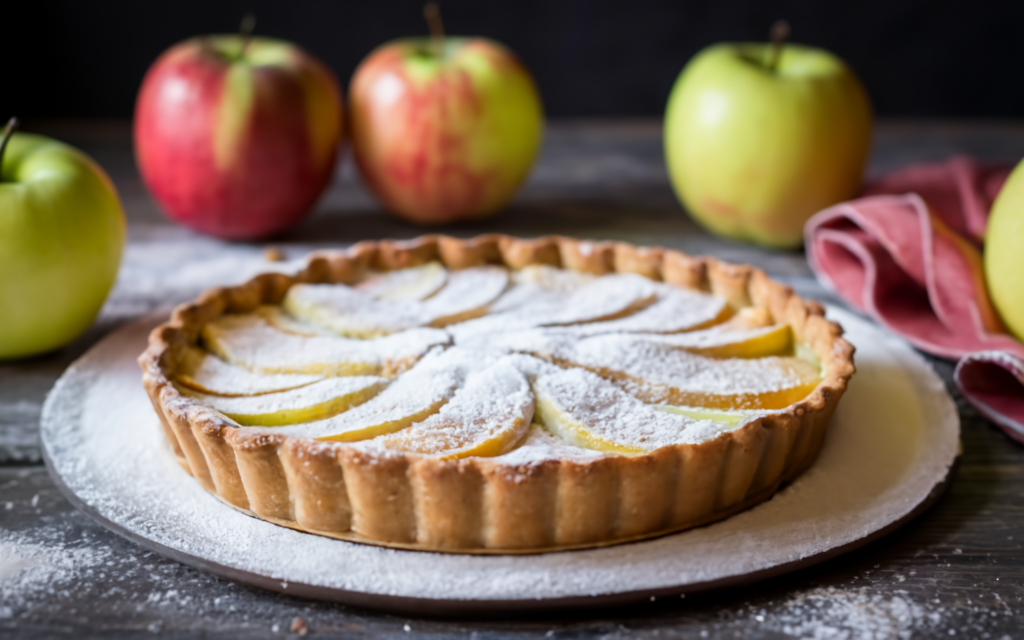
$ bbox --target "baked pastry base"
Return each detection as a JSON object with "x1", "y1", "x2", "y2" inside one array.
[{"x1": 139, "y1": 234, "x2": 855, "y2": 553}]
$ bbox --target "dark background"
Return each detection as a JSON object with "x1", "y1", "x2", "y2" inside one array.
[{"x1": 6, "y1": 0, "x2": 1024, "y2": 119}]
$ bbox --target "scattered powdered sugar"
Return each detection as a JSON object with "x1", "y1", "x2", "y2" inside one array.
[
  {"x1": 766, "y1": 587, "x2": 945, "y2": 639},
  {"x1": 0, "y1": 515, "x2": 310, "y2": 628},
  {"x1": 0, "y1": 531, "x2": 115, "y2": 619}
]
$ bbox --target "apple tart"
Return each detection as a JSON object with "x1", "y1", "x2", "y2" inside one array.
[{"x1": 139, "y1": 235, "x2": 855, "y2": 553}]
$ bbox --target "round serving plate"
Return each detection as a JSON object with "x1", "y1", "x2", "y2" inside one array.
[{"x1": 41, "y1": 308, "x2": 959, "y2": 615}]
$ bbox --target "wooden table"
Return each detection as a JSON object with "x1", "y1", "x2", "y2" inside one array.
[{"x1": 2, "y1": 120, "x2": 1023, "y2": 638}]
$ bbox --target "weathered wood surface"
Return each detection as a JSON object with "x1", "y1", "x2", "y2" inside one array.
[{"x1": 1, "y1": 120, "x2": 1023, "y2": 638}]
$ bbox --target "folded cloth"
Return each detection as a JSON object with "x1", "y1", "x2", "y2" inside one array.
[
  {"x1": 955, "y1": 352, "x2": 1024, "y2": 444},
  {"x1": 805, "y1": 156, "x2": 1024, "y2": 443}
]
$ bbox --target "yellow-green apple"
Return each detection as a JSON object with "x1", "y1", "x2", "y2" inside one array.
[
  {"x1": 349, "y1": 10, "x2": 543, "y2": 225},
  {"x1": 985, "y1": 158, "x2": 1024, "y2": 341},
  {"x1": 135, "y1": 34, "x2": 342, "y2": 239},
  {"x1": 0, "y1": 120, "x2": 125, "y2": 359},
  {"x1": 664, "y1": 24, "x2": 872, "y2": 248}
]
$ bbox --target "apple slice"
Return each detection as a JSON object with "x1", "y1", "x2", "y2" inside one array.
[
  {"x1": 653, "y1": 404, "x2": 759, "y2": 426},
  {"x1": 283, "y1": 266, "x2": 509, "y2": 337},
  {"x1": 568, "y1": 285, "x2": 730, "y2": 336},
  {"x1": 180, "y1": 376, "x2": 388, "y2": 426},
  {"x1": 646, "y1": 324, "x2": 794, "y2": 358},
  {"x1": 373, "y1": 358, "x2": 533, "y2": 458},
  {"x1": 201, "y1": 313, "x2": 450, "y2": 376},
  {"x1": 451, "y1": 273, "x2": 658, "y2": 343},
  {"x1": 273, "y1": 347, "x2": 480, "y2": 441},
  {"x1": 554, "y1": 334, "x2": 822, "y2": 410},
  {"x1": 528, "y1": 358, "x2": 741, "y2": 453},
  {"x1": 257, "y1": 305, "x2": 338, "y2": 337},
  {"x1": 717, "y1": 306, "x2": 774, "y2": 331},
  {"x1": 355, "y1": 261, "x2": 447, "y2": 301},
  {"x1": 175, "y1": 347, "x2": 324, "y2": 396},
  {"x1": 492, "y1": 423, "x2": 605, "y2": 463},
  {"x1": 514, "y1": 264, "x2": 596, "y2": 292}
]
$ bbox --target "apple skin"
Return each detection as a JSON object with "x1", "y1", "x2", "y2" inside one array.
[
  {"x1": 664, "y1": 43, "x2": 872, "y2": 249},
  {"x1": 0, "y1": 133, "x2": 125, "y2": 359},
  {"x1": 135, "y1": 36, "x2": 342, "y2": 240},
  {"x1": 350, "y1": 38, "x2": 543, "y2": 224},
  {"x1": 984, "y1": 158, "x2": 1024, "y2": 341}
]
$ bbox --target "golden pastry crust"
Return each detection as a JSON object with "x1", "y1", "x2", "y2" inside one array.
[{"x1": 139, "y1": 235, "x2": 855, "y2": 553}]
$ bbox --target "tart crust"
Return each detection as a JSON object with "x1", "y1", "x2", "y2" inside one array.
[{"x1": 139, "y1": 235, "x2": 855, "y2": 553}]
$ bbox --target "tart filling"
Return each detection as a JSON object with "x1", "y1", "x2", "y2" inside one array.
[{"x1": 140, "y1": 236, "x2": 854, "y2": 552}]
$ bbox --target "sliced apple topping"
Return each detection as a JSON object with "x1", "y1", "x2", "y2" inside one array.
[
  {"x1": 180, "y1": 262, "x2": 828, "y2": 459},
  {"x1": 372, "y1": 358, "x2": 533, "y2": 458},
  {"x1": 201, "y1": 313, "x2": 450, "y2": 376},
  {"x1": 553, "y1": 334, "x2": 822, "y2": 410},
  {"x1": 175, "y1": 347, "x2": 324, "y2": 396},
  {"x1": 283, "y1": 266, "x2": 509, "y2": 337},
  {"x1": 271, "y1": 347, "x2": 482, "y2": 441},
  {"x1": 179, "y1": 376, "x2": 388, "y2": 426},
  {"x1": 355, "y1": 261, "x2": 447, "y2": 301},
  {"x1": 527, "y1": 357, "x2": 743, "y2": 453}
]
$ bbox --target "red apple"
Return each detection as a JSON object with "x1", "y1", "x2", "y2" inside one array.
[
  {"x1": 135, "y1": 34, "x2": 343, "y2": 239},
  {"x1": 350, "y1": 28, "x2": 543, "y2": 224}
]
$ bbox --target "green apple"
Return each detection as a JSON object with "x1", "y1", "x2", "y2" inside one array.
[
  {"x1": 985, "y1": 159, "x2": 1024, "y2": 341},
  {"x1": 664, "y1": 31, "x2": 872, "y2": 248},
  {"x1": 0, "y1": 121, "x2": 125, "y2": 359}
]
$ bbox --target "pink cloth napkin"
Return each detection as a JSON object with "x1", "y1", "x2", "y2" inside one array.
[{"x1": 805, "y1": 156, "x2": 1024, "y2": 443}]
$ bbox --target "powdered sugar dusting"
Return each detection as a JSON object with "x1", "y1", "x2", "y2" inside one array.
[
  {"x1": 270, "y1": 348, "x2": 470, "y2": 440},
  {"x1": 370, "y1": 358, "x2": 533, "y2": 456},
  {"x1": 529, "y1": 359, "x2": 735, "y2": 450},
  {"x1": 492, "y1": 423, "x2": 605, "y2": 463},
  {"x1": 356, "y1": 261, "x2": 447, "y2": 301},
  {"x1": 449, "y1": 272, "x2": 657, "y2": 341},
  {"x1": 566, "y1": 334, "x2": 820, "y2": 396}
]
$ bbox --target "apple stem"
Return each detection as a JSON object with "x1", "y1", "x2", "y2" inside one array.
[
  {"x1": 423, "y1": 2, "x2": 445, "y2": 57},
  {"x1": 0, "y1": 117, "x2": 19, "y2": 180},
  {"x1": 239, "y1": 13, "x2": 257, "y2": 59},
  {"x1": 766, "y1": 20, "x2": 790, "y2": 73}
]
